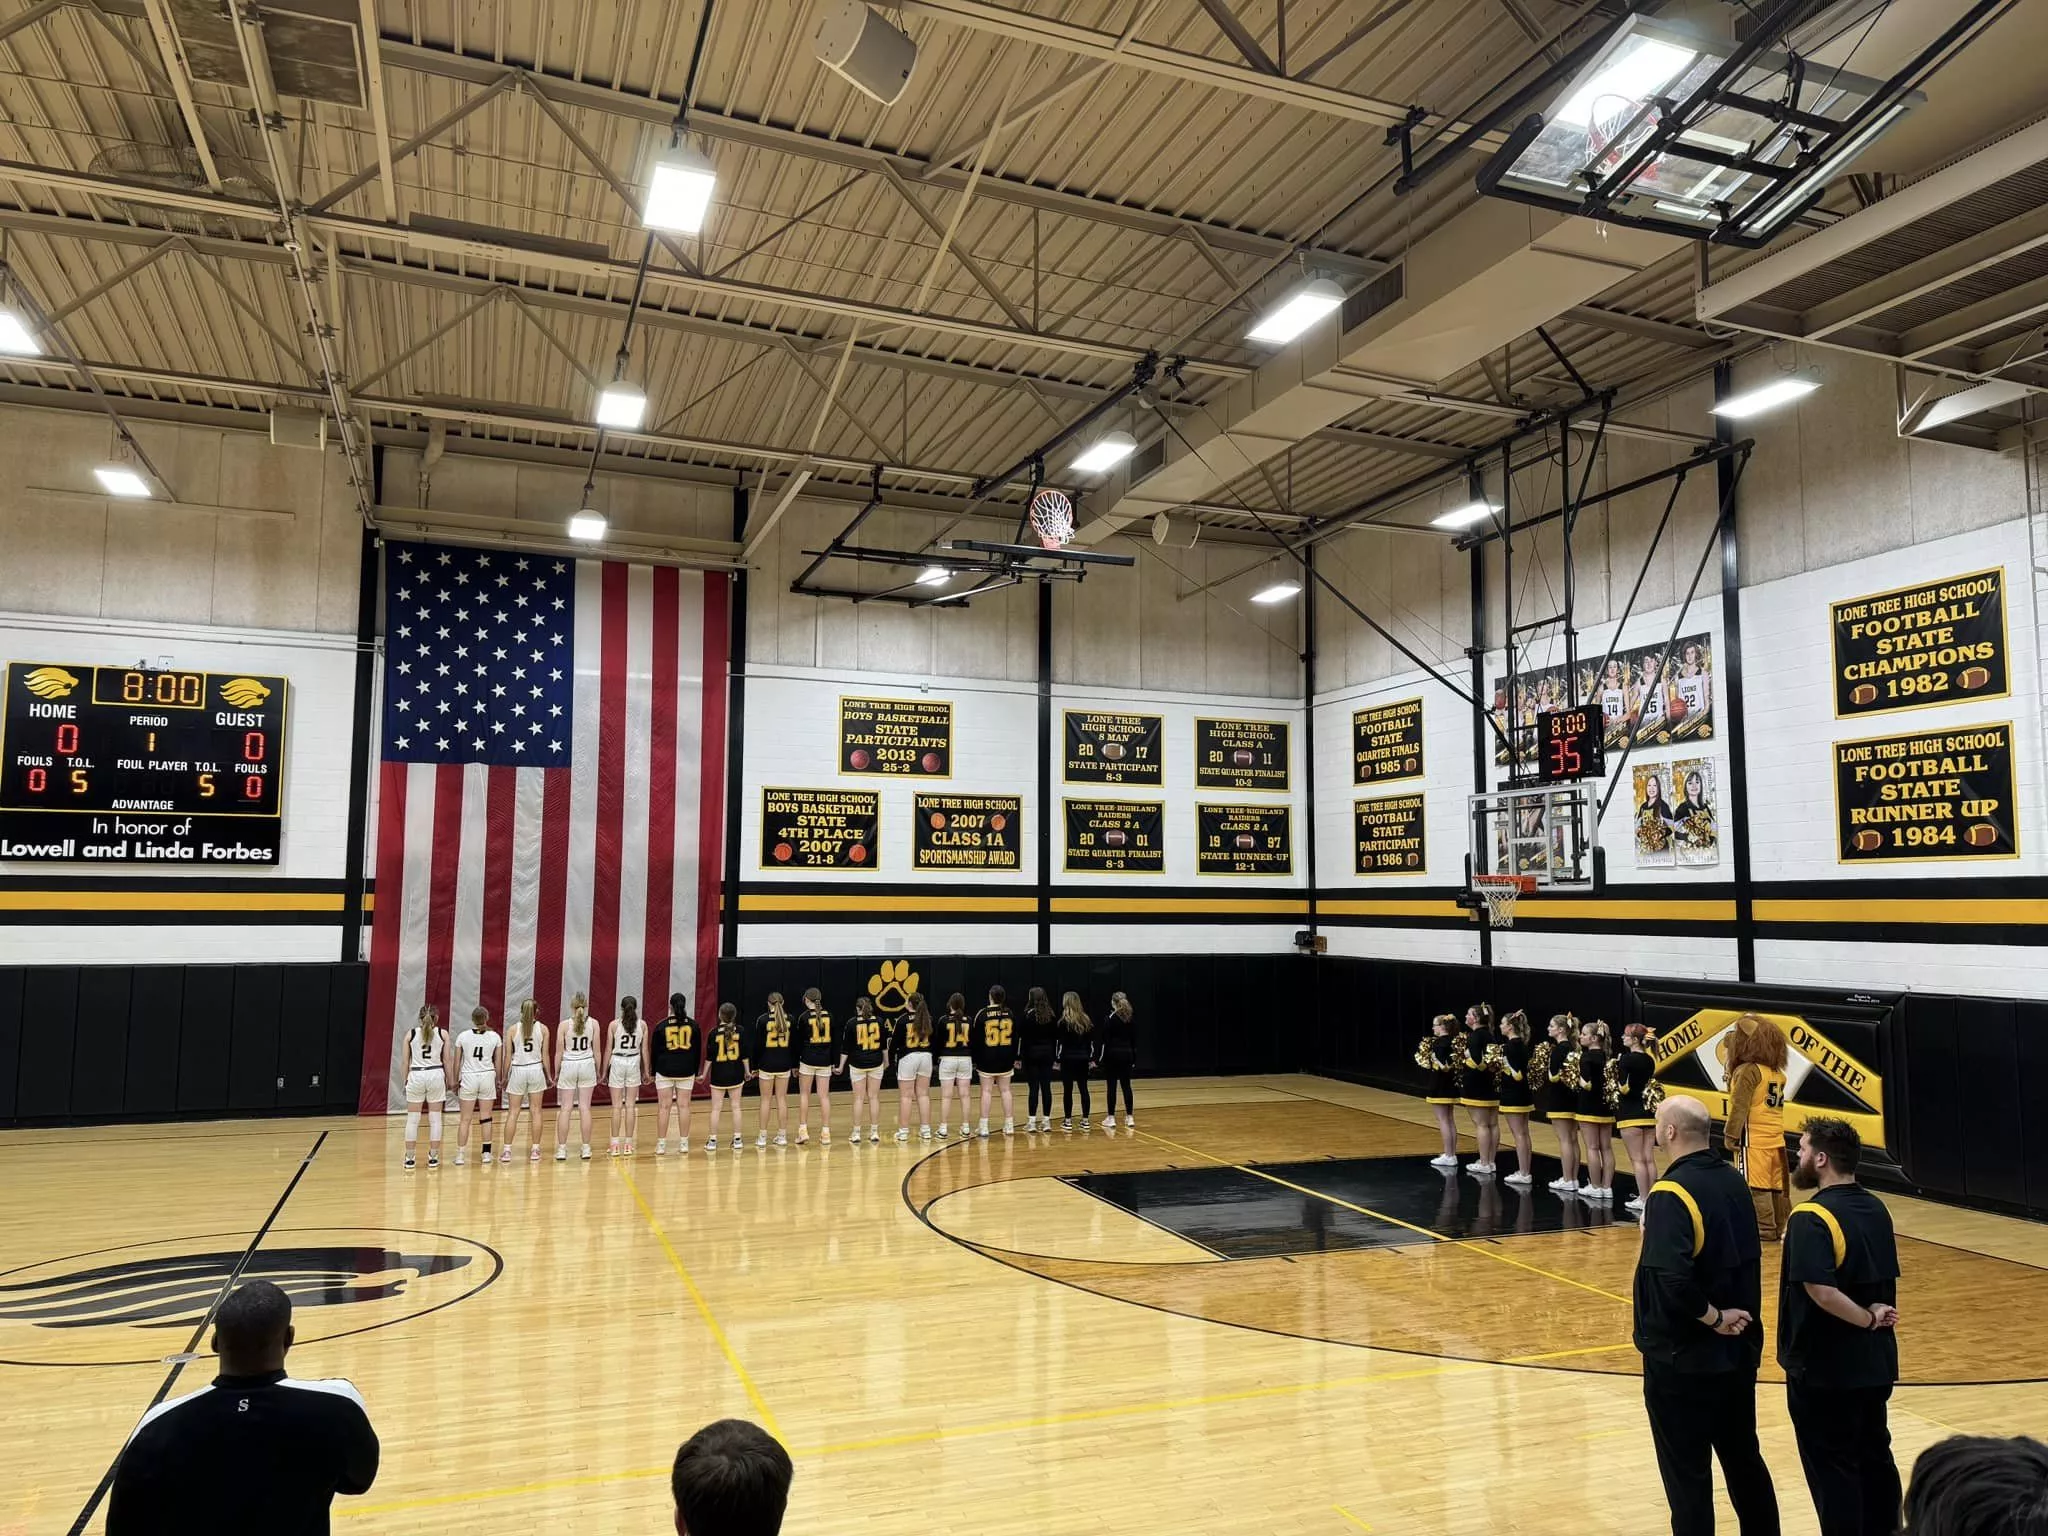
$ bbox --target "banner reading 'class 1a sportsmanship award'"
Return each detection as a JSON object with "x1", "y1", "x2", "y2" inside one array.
[
  {"x1": 1194, "y1": 717, "x2": 1289, "y2": 791},
  {"x1": 1196, "y1": 803, "x2": 1292, "y2": 875},
  {"x1": 1063, "y1": 798, "x2": 1164, "y2": 872},
  {"x1": 1352, "y1": 698, "x2": 1423, "y2": 785},
  {"x1": 1833, "y1": 722, "x2": 2016, "y2": 862},
  {"x1": 761, "y1": 787, "x2": 880, "y2": 869},
  {"x1": 1062, "y1": 710, "x2": 1162, "y2": 785},
  {"x1": 1831, "y1": 567, "x2": 2007, "y2": 716},
  {"x1": 913, "y1": 794, "x2": 1021, "y2": 870},
  {"x1": 839, "y1": 696, "x2": 951, "y2": 776},
  {"x1": 1353, "y1": 792, "x2": 1426, "y2": 874}
]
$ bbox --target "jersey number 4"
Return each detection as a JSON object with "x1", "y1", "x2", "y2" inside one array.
[
  {"x1": 857, "y1": 1022, "x2": 881, "y2": 1050},
  {"x1": 471, "y1": 1045, "x2": 487, "y2": 1062}
]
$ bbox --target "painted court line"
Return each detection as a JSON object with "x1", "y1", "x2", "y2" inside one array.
[{"x1": 1333, "y1": 1505, "x2": 1375, "y2": 1532}]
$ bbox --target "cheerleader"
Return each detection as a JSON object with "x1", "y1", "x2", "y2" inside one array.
[
  {"x1": 703, "y1": 1003, "x2": 751, "y2": 1152},
  {"x1": 752, "y1": 992, "x2": 796, "y2": 1147},
  {"x1": 839, "y1": 994, "x2": 888, "y2": 1144},
  {"x1": 503, "y1": 999, "x2": 551, "y2": 1162},
  {"x1": 1541, "y1": 1013, "x2": 1581, "y2": 1193},
  {"x1": 1495, "y1": 1010, "x2": 1537, "y2": 1187},
  {"x1": 401, "y1": 1004, "x2": 448, "y2": 1171},
  {"x1": 935, "y1": 992, "x2": 975, "y2": 1138},
  {"x1": 972, "y1": 984, "x2": 1019, "y2": 1138},
  {"x1": 603, "y1": 997, "x2": 649, "y2": 1156},
  {"x1": 794, "y1": 986, "x2": 837, "y2": 1146},
  {"x1": 448, "y1": 1007, "x2": 501, "y2": 1166},
  {"x1": 893, "y1": 992, "x2": 935, "y2": 1143},
  {"x1": 1057, "y1": 991, "x2": 1093, "y2": 1130},
  {"x1": 1614, "y1": 1023, "x2": 1664, "y2": 1213},
  {"x1": 651, "y1": 992, "x2": 704, "y2": 1156},
  {"x1": 552, "y1": 992, "x2": 600, "y2": 1162},
  {"x1": 1573, "y1": 1019, "x2": 1615, "y2": 1200},
  {"x1": 1416, "y1": 1013, "x2": 1462, "y2": 1168},
  {"x1": 1018, "y1": 986, "x2": 1059, "y2": 1132},
  {"x1": 1723, "y1": 1012, "x2": 1792, "y2": 1241},
  {"x1": 1098, "y1": 992, "x2": 1137, "y2": 1129},
  {"x1": 1460, "y1": 1003, "x2": 1502, "y2": 1176}
]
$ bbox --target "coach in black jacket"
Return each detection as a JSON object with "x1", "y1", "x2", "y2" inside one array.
[
  {"x1": 1634, "y1": 1096, "x2": 1781, "y2": 1536},
  {"x1": 109, "y1": 1279, "x2": 379, "y2": 1535}
]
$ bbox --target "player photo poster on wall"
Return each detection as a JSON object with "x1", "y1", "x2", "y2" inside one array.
[
  {"x1": 1352, "y1": 698, "x2": 1424, "y2": 785},
  {"x1": 1063, "y1": 710, "x2": 1163, "y2": 785},
  {"x1": 1195, "y1": 803, "x2": 1292, "y2": 875},
  {"x1": 1831, "y1": 568, "x2": 2007, "y2": 717},
  {"x1": 761, "y1": 787, "x2": 880, "y2": 869},
  {"x1": 1353, "y1": 792, "x2": 1426, "y2": 874},
  {"x1": 913, "y1": 794, "x2": 1021, "y2": 871},
  {"x1": 1633, "y1": 760, "x2": 1718, "y2": 868},
  {"x1": 1194, "y1": 717, "x2": 1290, "y2": 791},
  {"x1": 1833, "y1": 723, "x2": 2016, "y2": 862},
  {"x1": 1492, "y1": 635, "x2": 1712, "y2": 774},
  {"x1": 1064, "y1": 798, "x2": 1164, "y2": 872},
  {"x1": 839, "y1": 696, "x2": 952, "y2": 776}
]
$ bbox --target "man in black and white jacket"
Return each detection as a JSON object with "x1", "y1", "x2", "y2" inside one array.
[{"x1": 109, "y1": 1279, "x2": 379, "y2": 1534}]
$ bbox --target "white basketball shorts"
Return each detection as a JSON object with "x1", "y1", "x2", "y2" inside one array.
[
  {"x1": 557, "y1": 1057, "x2": 597, "y2": 1091},
  {"x1": 937, "y1": 1056, "x2": 973, "y2": 1085},
  {"x1": 506, "y1": 1064, "x2": 547, "y2": 1098}
]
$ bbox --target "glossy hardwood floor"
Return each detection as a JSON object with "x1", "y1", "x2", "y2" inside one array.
[{"x1": 4, "y1": 1077, "x2": 2041, "y2": 1535}]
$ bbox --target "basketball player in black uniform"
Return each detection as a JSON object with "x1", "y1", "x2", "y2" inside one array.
[
  {"x1": 972, "y1": 984, "x2": 1019, "y2": 1137},
  {"x1": 652, "y1": 992, "x2": 705, "y2": 1156},
  {"x1": 1018, "y1": 986, "x2": 1059, "y2": 1132},
  {"x1": 1098, "y1": 991, "x2": 1137, "y2": 1129},
  {"x1": 935, "y1": 993, "x2": 976, "y2": 1139},
  {"x1": 752, "y1": 992, "x2": 796, "y2": 1146},
  {"x1": 795, "y1": 986, "x2": 837, "y2": 1145},
  {"x1": 838, "y1": 994, "x2": 889, "y2": 1144},
  {"x1": 703, "y1": 1002, "x2": 752, "y2": 1153}
]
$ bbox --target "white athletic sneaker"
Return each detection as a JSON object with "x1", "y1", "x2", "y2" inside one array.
[
  {"x1": 555, "y1": 1146, "x2": 567, "y2": 1162},
  {"x1": 937, "y1": 1123, "x2": 949, "y2": 1139},
  {"x1": 1124, "y1": 1116, "x2": 1136, "y2": 1128},
  {"x1": 1062, "y1": 1117, "x2": 1072, "y2": 1131},
  {"x1": 978, "y1": 1120, "x2": 990, "y2": 1138},
  {"x1": 1625, "y1": 1196, "x2": 1645, "y2": 1213},
  {"x1": 655, "y1": 1139, "x2": 667, "y2": 1156},
  {"x1": 499, "y1": 1148, "x2": 513, "y2": 1164},
  {"x1": 733, "y1": 1140, "x2": 744, "y2": 1156},
  {"x1": 1549, "y1": 1177, "x2": 1578, "y2": 1193},
  {"x1": 1003, "y1": 1120, "x2": 1015, "y2": 1136},
  {"x1": 426, "y1": 1153, "x2": 439, "y2": 1169},
  {"x1": 706, "y1": 1137, "x2": 719, "y2": 1151},
  {"x1": 869, "y1": 1127, "x2": 881, "y2": 1143},
  {"x1": 821, "y1": 1127, "x2": 832, "y2": 1145},
  {"x1": 403, "y1": 1155, "x2": 416, "y2": 1170},
  {"x1": 608, "y1": 1139, "x2": 620, "y2": 1157},
  {"x1": 454, "y1": 1150, "x2": 467, "y2": 1167},
  {"x1": 677, "y1": 1138, "x2": 690, "y2": 1154},
  {"x1": 1024, "y1": 1115, "x2": 1038, "y2": 1131},
  {"x1": 920, "y1": 1126, "x2": 932, "y2": 1141},
  {"x1": 1429, "y1": 1153, "x2": 1460, "y2": 1168},
  {"x1": 1504, "y1": 1171, "x2": 1533, "y2": 1187},
  {"x1": 580, "y1": 1144, "x2": 592, "y2": 1161},
  {"x1": 1102, "y1": 1115, "x2": 1116, "y2": 1129},
  {"x1": 530, "y1": 1146, "x2": 541, "y2": 1162},
  {"x1": 1080, "y1": 1117, "x2": 1091, "y2": 1130},
  {"x1": 756, "y1": 1132, "x2": 767, "y2": 1148},
  {"x1": 1589, "y1": 1186, "x2": 1612, "y2": 1201},
  {"x1": 1466, "y1": 1161, "x2": 1495, "y2": 1175},
  {"x1": 895, "y1": 1128, "x2": 909, "y2": 1143}
]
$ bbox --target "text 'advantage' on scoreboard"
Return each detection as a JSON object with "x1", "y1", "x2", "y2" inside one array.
[{"x1": 761, "y1": 787, "x2": 880, "y2": 869}]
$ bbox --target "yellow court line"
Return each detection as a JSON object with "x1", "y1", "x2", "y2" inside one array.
[
  {"x1": 1334, "y1": 1505, "x2": 1375, "y2": 1532},
  {"x1": 617, "y1": 1164, "x2": 785, "y2": 1441},
  {"x1": 1132, "y1": 1128, "x2": 1633, "y2": 1307},
  {"x1": 1505, "y1": 1341, "x2": 1637, "y2": 1364}
]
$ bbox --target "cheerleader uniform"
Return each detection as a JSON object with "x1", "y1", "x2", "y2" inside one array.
[
  {"x1": 1418, "y1": 1033, "x2": 1461, "y2": 1106},
  {"x1": 1614, "y1": 1049, "x2": 1660, "y2": 1130},
  {"x1": 1497, "y1": 1035, "x2": 1535, "y2": 1115},
  {"x1": 1460, "y1": 1025, "x2": 1501, "y2": 1109},
  {"x1": 1574, "y1": 1045, "x2": 1613, "y2": 1127},
  {"x1": 1547, "y1": 1046, "x2": 1580, "y2": 1125}
]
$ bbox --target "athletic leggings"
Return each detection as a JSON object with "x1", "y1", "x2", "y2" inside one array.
[
  {"x1": 1100, "y1": 1060, "x2": 1134, "y2": 1116},
  {"x1": 1059, "y1": 1063, "x2": 1091, "y2": 1118},
  {"x1": 1024, "y1": 1060, "x2": 1055, "y2": 1116}
]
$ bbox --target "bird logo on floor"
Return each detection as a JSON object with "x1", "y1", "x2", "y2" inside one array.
[{"x1": 868, "y1": 959, "x2": 919, "y2": 1016}]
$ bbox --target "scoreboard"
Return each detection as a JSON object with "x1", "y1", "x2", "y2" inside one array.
[
  {"x1": 0, "y1": 662, "x2": 289, "y2": 864},
  {"x1": 1534, "y1": 706, "x2": 1603, "y2": 784}
]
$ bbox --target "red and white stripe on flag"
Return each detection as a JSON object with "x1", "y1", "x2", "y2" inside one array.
[{"x1": 361, "y1": 558, "x2": 728, "y2": 1111}]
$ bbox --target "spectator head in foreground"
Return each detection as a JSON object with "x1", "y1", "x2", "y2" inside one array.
[
  {"x1": 672, "y1": 1420, "x2": 793, "y2": 1536},
  {"x1": 214, "y1": 1277, "x2": 294, "y2": 1371},
  {"x1": 1904, "y1": 1434, "x2": 2048, "y2": 1535}
]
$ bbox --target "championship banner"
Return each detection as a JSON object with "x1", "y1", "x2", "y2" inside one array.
[
  {"x1": 913, "y1": 794, "x2": 1021, "y2": 870},
  {"x1": 1353, "y1": 792, "x2": 1426, "y2": 875},
  {"x1": 1063, "y1": 798, "x2": 1164, "y2": 872},
  {"x1": 1832, "y1": 567, "x2": 2007, "y2": 717},
  {"x1": 1352, "y1": 698, "x2": 1424, "y2": 785},
  {"x1": 839, "y1": 696, "x2": 951, "y2": 776},
  {"x1": 1833, "y1": 722, "x2": 2017, "y2": 862},
  {"x1": 1194, "y1": 717, "x2": 1290, "y2": 791},
  {"x1": 761, "y1": 787, "x2": 880, "y2": 869},
  {"x1": 1196, "y1": 803, "x2": 1292, "y2": 875},
  {"x1": 1063, "y1": 710, "x2": 1162, "y2": 785},
  {"x1": 1648, "y1": 1007, "x2": 1885, "y2": 1152}
]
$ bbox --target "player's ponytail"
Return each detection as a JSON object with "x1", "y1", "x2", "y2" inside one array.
[
  {"x1": 1026, "y1": 986, "x2": 1053, "y2": 1025},
  {"x1": 718, "y1": 1001, "x2": 737, "y2": 1026},
  {"x1": 946, "y1": 991, "x2": 966, "y2": 1019},
  {"x1": 1501, "y1": 1009, "x2": 1528, "y2": 1039},
  {"x1": 571, "y1": 991, "x2": 588, "y2": 1023},
  {"x1": 620, "y1": 996, "x2": 640, "y2": 1042},
  {"x1": 519, "y1": 998, "x2": 538, "y2": 1049},
  {"x1": 1110, "y1": 991, "x2": 1132, "y2": 1021},
  {"x1": 768, "y1": 992, "x2": 789, "y2": 1027},
  {"x1": 1585, "y1": 1018, "x2": 1612, "y2": 1050},
  {"x1": 1060, "y1": 992, "x2": 1092, "y2": 1035},
  {"x1": 908, "y1": 992, "x2": 932, "y2": 1037},
  {"x1": 416, "y1": 1003, "x2": 439, "y2": 1055}
]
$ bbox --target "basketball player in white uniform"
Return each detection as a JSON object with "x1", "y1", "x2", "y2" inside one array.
[
  {"x1": 605, "y1": 997, "x2": 648, "y2": 1156},
  {"x1": 553, "y1": 993, "x2": 599, "y2": 1161},
  {"x1": 401, "y1": 1004, "x2": 449, "y2": 1171},
  {"x1": 503, "y1": 999, "x2": 551, "y2": 1163},
  {"x1": 452, "y1": 1007, "x2": 502, "y2": 1166}
]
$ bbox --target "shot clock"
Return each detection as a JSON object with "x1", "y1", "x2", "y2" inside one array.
[
  {"x1": 1535, "y1": 706, "x2": 1603, "y2": 784},
  {"x1": 0, "y1": 662, "x2": 288, "y2": 864}
]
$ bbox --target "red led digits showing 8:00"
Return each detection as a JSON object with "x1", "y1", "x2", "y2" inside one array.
[{"x1": 1545, "y1": 710, "x2": 1588, "y2": 779}]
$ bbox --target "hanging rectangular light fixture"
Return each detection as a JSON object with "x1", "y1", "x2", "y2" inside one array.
[
  {"x1": 1070, "y1": 430, "x2": 1137, "y2": 475},
  {"x1": 94, "y1": 465, "x2": 152, "y2": 498},
  {"x1": 1431, "y1": 500, "x2": 1501, "y2": 529},
  {"x1": 916, "y1": 566, "x2": 950, "y2": 586},
  {"x1": 595, "y1": 383, "x2": 648, "y2": 429},
  {"x1": 567, "y1": 507, "x2": 608, "y2": 541},
  {"x1": 1245, "y1": 278, "x2": 1344, "y2": 344},
  {"x1": 1250, "y1": 577, "x2": 1303, "y2": 604},
  {"x1": 643, "y1": 145, "x2": 718, "y2": 234},
  {"x1": 1711, "y1": 376, "x2": 1819, "y2": 419},
  {"x1": 0, "y1": 305, "x2": 39, "y2": 356}
]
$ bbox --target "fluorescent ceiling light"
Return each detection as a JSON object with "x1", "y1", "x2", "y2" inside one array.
[
  {"x1": 1431, "y1": 500, "x2": 1500, "y2": 529},
  {"x1": 1745, "y1": 104, "x2": 1908, "y2": 239},
  {"x1": 1250, "y1": 577, "x2": 1302, "y2": 604},
  {"x1": 567, "y1": 508, "x2": 608, "y2": 541},
  {"x1": 0, "y1": 306, "x2": 39, "y2": 356},
  {"x1": 595, "y1": 383, "x2": 647, "y2": 429},
  {"x1": 1712, "y1": 376, "x2": 1819, "y2": 419},
  {"x1": 1555, "y1": 37, "x2": 1696, "y2": 128},
  {"x1": 1245, "y1": 278, "x2": 1344, "y2": 344},
  {"x1": 643, "y1": 145, "x2": 717, "y2": 234},
  {"x1": 1070, "y1": 430, "x2": 1137, "y2": 475},
  {"x1": 94, "y1": 465, "x2": 151, "y2": 498},
  {"x1": 916, "y1": 566, "x2": 950, "y2": 586}
]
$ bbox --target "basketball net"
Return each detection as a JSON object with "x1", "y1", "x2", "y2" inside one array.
[
  {"x1": 1028, "y1": 487, "x2": 1075, "y2": 551},
  {"x1": 1473, "y1": 874, "x2": 1530, "y2": 929}
]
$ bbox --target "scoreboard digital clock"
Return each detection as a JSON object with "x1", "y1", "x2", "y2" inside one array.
[
  {"x1": 1535, "y1": 706, "x2": 1604, "y2": 784},
  {"x1": 0, "y1": 662, "x2": 289, "y2": 864}
]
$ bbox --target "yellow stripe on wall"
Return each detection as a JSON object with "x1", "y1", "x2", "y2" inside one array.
[
  {"x1": 1515, "y1": 897, "x2": 1736, "y2": 922},
  {"x1": 1755, "y1": 897, "x2": 2048, "y2": 925},
  {"x1": 737, "y1": 894, "x2": 1037, "y2": 915},
  {"x1": 0, "y1": 890, "x2": 344, "y2": 913},
  {"x1": 1050, "y1": 897, "x2": 1310, "y2": 916},
  {"x1": 1318, "y1": 899, "x2": 1469, "y2": 919}
]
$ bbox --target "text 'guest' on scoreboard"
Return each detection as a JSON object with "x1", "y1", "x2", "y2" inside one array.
[{"x1": 0, "y1": 662, "x2": 288, "y2": 864}]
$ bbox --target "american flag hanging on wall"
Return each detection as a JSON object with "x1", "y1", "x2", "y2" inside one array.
[{"x1": 360, "y1": 541, "x2": 728, "y2": 1112}]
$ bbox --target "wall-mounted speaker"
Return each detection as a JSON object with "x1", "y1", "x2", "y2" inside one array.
[
  {"x1": 814, "y1": 1, "x2": 918, "y2": 106},
  {"x1": 1152, "y1": 511, "x2": 1200, "y2": 549}
]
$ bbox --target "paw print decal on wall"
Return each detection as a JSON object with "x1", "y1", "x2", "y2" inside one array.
[{"x1": 867, "y1": 959, "x2": 918, "y2": 1015}]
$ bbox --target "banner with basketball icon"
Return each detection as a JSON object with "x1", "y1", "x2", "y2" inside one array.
[
  {"x1": 1492, "y1": 633, "x2": 1712, "y2": 774},
  {"x1": 913, "y1": 794, "x2": 1021, "y2": 871},
  {"x1": 1831, "y1": 568, "x2": 2007, "y2": 717},
  {"x1": 1834, "y1": 723, "x2": 2017, "y2": 863},
  {"x1": 839, "y1": 695, "x2": 951, "y2": 776},
  {"x1": 761, "y1": 787, "x2": 880, "y2": 870}
]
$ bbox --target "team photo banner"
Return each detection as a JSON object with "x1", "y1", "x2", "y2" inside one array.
[
  {"x1": 1194, "y1": 717, "x2": 1290, "y2": 791},
  {"x1": 1492, "y1": 633, "x2": 1712, "y2": 773},
  {"x1": 1831, "y1": 567, "x2": 2007, "y2": 717},
  {"x1": 1833, "y1": 722, "x2": 2017, "y2": 863},
  {"x1": 1353, "y1": 792, "x2": 1426, "y2": 875},
  {"x1": 913, "y1": 793, "x2": 1021, "y2": 870},
  {"x1": 1064, "y1": 798, "x2": 1164, "y2": 872},
  {"x1": 1063, "y1": 709, "x2": 1163, "y2": 785},
  {"x1": 839, "y1": 696, "x2": 952, "y2": 776},
  {"x1": 762, "y1": 786, "x2": 880, "y2": 869},
  {"x1": 1196, "y1": 803, "x2": 1292, "y2": 875},
  {"x1": 1352, "y1": 698, "x2": 1424, "y2": 785}
]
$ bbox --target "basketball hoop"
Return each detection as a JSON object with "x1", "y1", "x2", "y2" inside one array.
[
  {"x1": 1028, "y1": 487, "x2": 1075, "y2": 550},
  {"x1": 1588, "y1": 94, "x2": 1657, "y2": 178},
  {"x1": 1472, "y1": 873, "x2": 1536, "y2": 929}
]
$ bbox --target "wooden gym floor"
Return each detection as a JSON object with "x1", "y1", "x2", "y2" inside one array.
[{"x1": 4, "y1": 1077, "x2": 2043, "y2": 1535}]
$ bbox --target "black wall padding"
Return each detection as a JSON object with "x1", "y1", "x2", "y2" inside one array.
[{"x1": 0, "y1": 961, "x2": 367, "y2": 1126}]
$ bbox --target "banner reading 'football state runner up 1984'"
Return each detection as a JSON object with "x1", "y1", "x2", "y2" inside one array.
[
  {"x1": 1833, "y1": 723, "x2": 2016, "y2": 863},
  {"x1": 1831, "y1": 567, "x2": 2008, "y2": 717}
]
